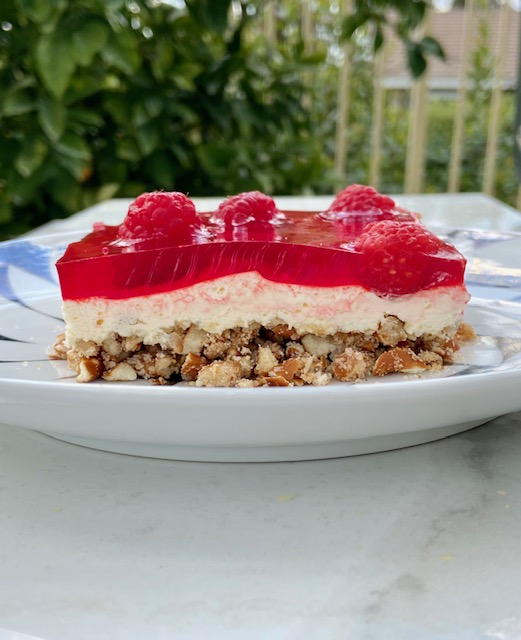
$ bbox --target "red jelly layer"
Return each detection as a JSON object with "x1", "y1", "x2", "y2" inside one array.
[{"x1": 57, "y1": 211, "x2": 466, "y2": 301}]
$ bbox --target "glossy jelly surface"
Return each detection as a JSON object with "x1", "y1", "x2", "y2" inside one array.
[{"x1": 57, "y1": 208, "x2": 467, "y2": 301}]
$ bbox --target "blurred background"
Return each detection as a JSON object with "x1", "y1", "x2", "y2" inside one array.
[{"x1": 0, "y1": 0, "x2": 520, "y2": 238}]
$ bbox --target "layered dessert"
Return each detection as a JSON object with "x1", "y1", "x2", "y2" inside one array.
[{"x1": 52, "y1": 185, "x2": 473, "y2": 386}]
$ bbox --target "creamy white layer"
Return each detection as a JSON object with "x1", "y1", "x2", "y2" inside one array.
[{"x1": 63, "y1": 271, "x2": 470, "y2": 347}]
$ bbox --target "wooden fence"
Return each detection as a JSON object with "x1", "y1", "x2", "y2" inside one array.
[{"x1": 263, "y1": 0, "x2": 521, "y2": 208}]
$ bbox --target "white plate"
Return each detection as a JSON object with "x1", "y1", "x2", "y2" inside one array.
[{"x1": 2, "y1": 228, "x2": 521, "y2": 462}]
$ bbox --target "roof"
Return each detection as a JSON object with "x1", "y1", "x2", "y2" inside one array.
[{"x1": 382, "y1": 7, "x2": 520, "y2": 90}]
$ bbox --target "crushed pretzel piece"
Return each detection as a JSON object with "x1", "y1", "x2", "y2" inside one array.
[
  {"x1": 417, "y1": 350, "x2": 443, "y2": 369},
  {"x1": 263, "y1": 375, "x2": 291, "y2": 387},
  {"x1": 181, "y1": 353, "x2": 208, "y2": 381},
  {"x1": 102, "y1": 362, "x2": 138, "y2": 381},
  {"x1": 376, "y1": 315, "x2": 408, "y2": 347},
  {"x1": 454, "y1": 322, "x2": 477, "y2": 342},
  {"x1": 255, "y1": 345, "x2": 280, "y2": 374},
  {"x1": 373, "y1": 347, "x2": 427, "y2": 376},
  {"x1": 49, "y1": 333, "x2": 67, "y2": 360},
  {"x1": 270, "y1": 324, "x2": 300, "y2": 340},
  {"x1": 196, "y1": 361, "x2": 242, "y2": 387},
  {"x1": 77, "y1": 357, "x2": 103, "y2": 382},
  {"x1": 301, "y1": 334, "x2": 337, "y2": 357},
  {"x1": 269, "y1": 357, "x2": 301, "y2": 382},
  {"x1": 331, "y1": 348, "x2": 374, "y2": 382},
  {"x1": 182, "y1": 326, "x2": 208, "y2": 355}
]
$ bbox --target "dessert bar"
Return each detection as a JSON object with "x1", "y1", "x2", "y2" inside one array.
[{"x1": 52, "y1": 185, "x2": 473, "y2": 386}]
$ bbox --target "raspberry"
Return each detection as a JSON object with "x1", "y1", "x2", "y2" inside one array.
[
  {"x1": 353, "y1": 220, "x2": 454, "y2": 295},
  {"x1": 328, "y1": 184, "x2": 395, "y2": 214},
  {"x1": 212, "y1": 191, "x2": 282, "y2": 241},
  {"x1": 118, "y1": 191, "x2": 201, "y2": 243},
  {"x1": 321, "y1": 184, "x2": 399, "y2": 238}
]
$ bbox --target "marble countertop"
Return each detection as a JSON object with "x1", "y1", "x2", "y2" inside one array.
[
  {"x1": 2, "y1": 414, "x2": 521, "y2": 640},
  {"x1": 2, "y1": 193, "x2": 521, "y2": 640}
]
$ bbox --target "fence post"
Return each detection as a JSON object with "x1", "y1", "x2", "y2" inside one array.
[
  {"x1": 448, "y1": 0, "x2": 476, "y2": 193},
  {"x1": 404, "y1": 8, "x2": 432, "y2": 194},
  {"x1": 334, "y1": 0, "x2": 353, "y2": 189},
  {"x1": 301, "y1": 0, "x2": 313, "y2": 55},
  {"x1": 264, "y1": 0, "x2": 277, "y2": 46},
  {"x1": 369, "y1": 45, "x2": 386, "y2": 190},
  {"x1": 483, "y1": 2, "x2": 512, "y2": 196}
]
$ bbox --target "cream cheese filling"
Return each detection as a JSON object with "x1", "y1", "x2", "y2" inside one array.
[{"x1": 63, "y1": 271, "x2": 470, "y2": 348}]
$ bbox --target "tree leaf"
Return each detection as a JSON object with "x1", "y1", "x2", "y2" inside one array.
[
  {"x1": 97, "y1": 183, "x2": 121, "y2": 201},
  {"x1": 400, "y1": 1, "x2": 426, "y2": 30},
  {"x1": 54, "y1": 153, "x2": 91, "y2": 181},
  {"x1": 171, "y1": 62, "x2": 203, "y2": 92},
  {"x1": 39, "y1": 3, "x2": 68, "y2": 35},
  {"x1": 0, "y1": 138, "x2": 18, "y2": 167},
  {"x1": 94, "y1": 0, "x2": 125, "y2": 12},
  {"x1": 35, "y1": 32, "x2": 75, "y2": 99},
  {"x1": 131, "y1": 97, "x2": 164, "y2": 127},
  {"x1": 135, "y1": 122, "x2": 160, "y2": 156},
  {"x1": 0, "y1": 192, "x2": 13, "y2": 224},
  {"x1": 71, "y1": 19, "x2": 110, "y2": 67},
  {"x1": 15, "y1": 0, "x2": 53, "y2": 24},
  {"x1": 374, "y1": 25, "x2": 384, "y2": 52},
  {"x1": 2, "y1": 90, "x2": 35, "y2": 117},
  {"x1": 168, "y1": 102, "x2": 198, "y2": 125},
  {"x1": 68, "y1": 108, "x2": 104, "y2": 128},
  {"x1": 341, "y1": 14, "x2": 367, "y2": 40},
  {"x1": 52, "y1": 132, "x2": 92, "y2": 161},
  {"x1": 205, "y1": 0, "x2": 231, "y2": 32},
  {"x1": 186, "y1": 0, "x2": 231, "y2": 33},
  {"x1": 150, "y1": 40, "x2": 174, "y2": 82},
  {"x1": 14, "y1": 136, "x2": 48, "y2": 177},
  {"x1": 195, "y1": 143, "x2": 236, "y2": 175},
  {"x1": 146, "y1": 150, "x2": 178, "y2": 188},
  {"x1": 171, "y1": 143, "x2": 191, "y2": 168},
  {"x1": 101, "y1": 29, "x2": 140, "y2": 75},
  {"x1": 406, "y1": 43, "x2": 427, "y2": 79},
  {"x1": 64, "y1": 75, "x2": 105, "y2": 103},
  {"x1": 7, "y1": 165, "x2": 47, "y2": 205},
  {"x1": 116, "y1": 138, "x2": 141, "y2": 162},
  {"x1": 103, "y1": 93, "x2": 132, "y2": 125},
  {"x1": 132, "y1": 103, "x2": 150, "y2": 128},
  {"x1": 420, "y1": 36, "x2": 445, "y2": 61},
  {"x1": 48, "y1": 167, "x2": 82, "y2": 210},
  {"x1": 144, "y1": 97, "x2": 163, "y2": 120},
  {"x1": 38, "y1": 96, "x2": 66, "y2": 142}
]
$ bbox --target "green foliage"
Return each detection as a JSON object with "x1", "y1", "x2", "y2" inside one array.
[
  {"x1": 342, "y1": 0, "x2": 445, "y2": 78},
  {"x1": 0, "y1": 0, "x2": 328, "y2": 237},
  {"x1": 374, "y1": 95, "x2": 516, "y2": 207},
  {"x1": 0, "y1": 0, "x2": 517, "y2": 239}
]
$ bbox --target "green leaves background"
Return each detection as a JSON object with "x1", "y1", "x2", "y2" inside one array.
[
  {"x1": 2, "y1": 0, "x2": 332, "y2": 236},
  {"x1": 0, "y1": 1, "x2": 515, "y2": 238}
]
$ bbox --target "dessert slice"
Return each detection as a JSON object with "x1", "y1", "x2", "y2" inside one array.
[{"x1": 52, "y1": 185, "x2": 473, "y2": 386}]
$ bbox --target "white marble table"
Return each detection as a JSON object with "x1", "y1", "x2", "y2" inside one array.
[{"x1": 2, "y1": 193, "x2": 521, "y2": 640}]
